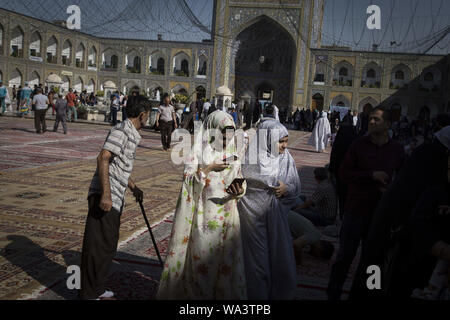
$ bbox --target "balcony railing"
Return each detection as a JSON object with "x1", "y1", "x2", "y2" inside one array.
[
  {"x1": 62, "y1": 56, "x2": 71, "y2": 66},
  {"x1": 47, "y1": 56, "x2": 57, "y2": 64},
  {"x1": 390, "y1": 82, "x2": 408, "y2": 90},
  {"x1": 174, "y1": 69, "x2": 189, "y2": 77},
  {"x1": 126, "y1": 66, "x2": 141, "y2": 73},
  {"x1": 150, "y1": 68, "x2": 164, "y2": 75},
  {"x1": 333, "y1": 79, "x2": 352, "y2": 87},
  {"x1": 361, "y1": 80, "x2": 381, "y2": 88},
  {"x1": 76, "y1": 60, "x2": 85, "y2": 68},
  {"x1": 101, "y1": 64, "x2": 118, "y2": 71},
  {"x1": 11, "y1": 49, "x2": 23, "y2": 58}
]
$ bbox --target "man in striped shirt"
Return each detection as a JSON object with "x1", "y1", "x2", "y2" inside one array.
[{"x1": 79, "y1": 95, "x2": 151, "y2": 300}]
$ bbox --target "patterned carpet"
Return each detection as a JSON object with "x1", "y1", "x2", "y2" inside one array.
[
  {"x1": 0, "y1": 117, "x2": 184, "y2": 299},
  {"x1": 0, "y1": 117, "x2": 356, "y2": 300}
]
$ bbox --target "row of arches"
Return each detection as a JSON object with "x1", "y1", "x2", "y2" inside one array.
[
  {"x1": 102, "y1": 48, "x2": 207, "y2": 77},
  {"x1": 0, "y1": 24, "x2": 208, "y2": 77},
  {"x1": 99, "y1": 79, "x2": 206, "y2": 101},
  {"x1": 315, "y1": 60, "x2": 442, "y2": 89},
  {"x1": 1, "y1": 24, "x2": 97, "y2": 67},
  {"x1": 1, "y1": 68, "x2": 96, "y2": 93}
]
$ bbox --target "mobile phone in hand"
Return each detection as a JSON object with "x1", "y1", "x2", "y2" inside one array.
[{"x1": 223, "y1": 155, "x2": 238, "y2": 163}]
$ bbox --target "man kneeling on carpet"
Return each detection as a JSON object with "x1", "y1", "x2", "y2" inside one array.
[{"x1": 79, "y1": 95, "x2": 151, "y2": 300}]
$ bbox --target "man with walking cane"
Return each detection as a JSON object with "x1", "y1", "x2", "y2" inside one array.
[{"x1": 79, "y1": 95, "x2": 151, "y2": 300}]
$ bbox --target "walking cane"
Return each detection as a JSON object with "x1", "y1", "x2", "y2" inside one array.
[{"x1": 138, "y1": 200, "x2": 164, "y2": 267}]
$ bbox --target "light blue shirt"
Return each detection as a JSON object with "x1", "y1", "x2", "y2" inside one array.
[
  {"x1": 0, "y1": 86, "x2": 7, "y2": 98},
  {"x1": 21, "y1": 87, "x2": 32, "y2": 99}
]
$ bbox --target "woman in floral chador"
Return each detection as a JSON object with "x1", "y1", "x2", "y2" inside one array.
[{"x1": 157, "y1": 110, "x2": 247, "y2": 299}]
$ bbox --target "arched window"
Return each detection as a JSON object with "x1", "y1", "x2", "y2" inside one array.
[
  {"x1": 111, "y1": 55, "x2": 118, "y2": 69},
  {"x1": 102, "y1": 48, "x2": 119, "y2": 70},
  {"x1": 88, "y1": 46, "x2": 97, "y2": 67},
  {"x1": 86, "y1": 79, "x2": 95, "y2": 93},
  {"x1": 9, "y1": 68, "x2": 22, "y2": 87},
  {"x1": 173, "y1": 52, "x2": 190, "y2": 77},
  {"x1": 46, "y1": 36, "x2": 58, "y2": 63},
  {"x1": 126, "y1": 50, "x2": 140, "y2": 73},
  {"x1": 157, "y1": 58, "x2": 165, "y2": 74},
  {"x1": 62, "y1": 40, "x2": 72, "y2": 66},
  {"x1": 395, "y1": 70, "x2": 404, "y2": 80},
  {"x1": 339, "y1": 67, "x2": 348, "y2": 77},
  {"x1": 367, "y1": 69, "x2": 376, "y2": 78},
  {"x1": 30, "y1": 32, "x2": 41, "y2": 57},
  {"x1": 74, "y1": 77, "x2": 83, "y2": 93},
  {"x1": 76, "y1": 43, "x2": 85, "y2": 68},
  {"x1": 314, "y1": 62, "x2": 326, "y2": 83},
  {"x1": 133, "y1": 56, "x2": 141, "y2": 72},
  {"x1": 181, "y1": 59, "x2": 189, "y2": 76},
  {"x1": 198, "y1": 54, "x2": 207, "y2": 76},
  {"x1": 10, "y1": 26, "x2": 24, "y2": 58},
  {"x1": 29, "y1": 71, "x2": 40, "y2": 87}
]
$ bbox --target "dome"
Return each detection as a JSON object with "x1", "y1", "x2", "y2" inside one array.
[
  {"x1": 103, "y1": 80, "x2": 117, "y2": 88},
  {"x1": 216, "y1": 85, "x2": 232, "y2": 96},
  {"x1": 46, "y1": 74, "x2": 62, "y2": 83}
]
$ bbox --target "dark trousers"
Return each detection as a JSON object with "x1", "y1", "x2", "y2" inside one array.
[
  {"x1": 160, "y1": 120, "x2": 173, "y2": 150},
  {"x1": 79, "y1": 194, "x2": 122, "y2": 300},
  {"x1": 111, "y1": 107, "x2": 118, "y2": 125},
  {"x1": 327, "y1": 212, "x2": 371, "y2": 300},
  {"x1": 53, "y1": 114, "x2": 67, "y2": 133},
  {"x1": 34, "y1": 109, "x2": 47, "y2": 133}
]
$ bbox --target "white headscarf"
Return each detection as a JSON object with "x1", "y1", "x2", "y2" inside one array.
[
  {"x1": 435, "y1": 125, "x2": 450, "y2": 150},
  {"x1": 242, "y1": 119, "x2": 301, "y2": 200},
  {"x1": 185, "y1": 110, "x2": 238, "y2": 187}
]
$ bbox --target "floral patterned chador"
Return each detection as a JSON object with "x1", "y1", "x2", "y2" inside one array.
[{"x1": 157, "y1": 111, "x2": 247, "y2": 300}]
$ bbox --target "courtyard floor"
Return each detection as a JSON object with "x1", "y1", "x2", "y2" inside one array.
[{"x1": 0, "y1": 116, "x2": 357, "y2": 300}]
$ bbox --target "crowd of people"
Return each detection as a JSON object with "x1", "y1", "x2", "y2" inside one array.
[
  {"x1": 75, "y1": 91, "x2": 449, "y2": 300},
  {"x1": 0, "y1": 82, "x2": 101, "y2": 134}
]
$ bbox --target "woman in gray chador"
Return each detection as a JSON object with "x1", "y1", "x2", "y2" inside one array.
[{"x1": 237, "y1": 119, "x2": 301, "y2": 300}]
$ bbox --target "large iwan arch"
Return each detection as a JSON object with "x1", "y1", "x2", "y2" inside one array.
[{"x1": 233, "y1": 15, "x2": 296, "y2": 109}]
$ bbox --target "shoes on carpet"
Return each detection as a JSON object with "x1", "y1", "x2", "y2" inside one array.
[
  {"x1": 99, "y1": 290, "x2": 115, "y2": 299},
  {"x1": 91, "y1": 290, "x2": 116, "y2": 300}
]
